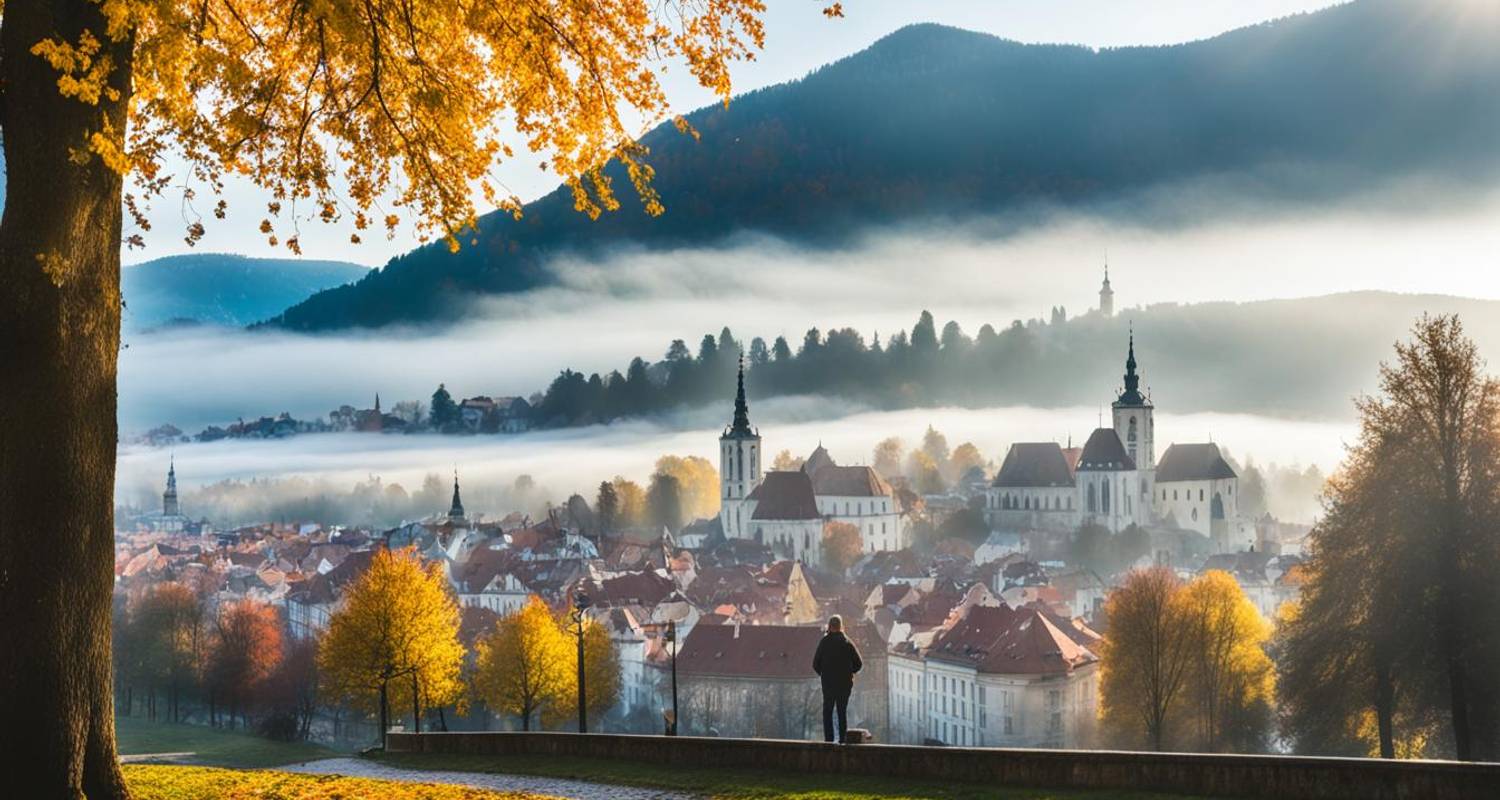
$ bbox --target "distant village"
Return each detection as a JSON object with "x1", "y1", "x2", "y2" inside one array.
[{"x1": 117, "y1": 271, "x2": 1312, "y2": 748}]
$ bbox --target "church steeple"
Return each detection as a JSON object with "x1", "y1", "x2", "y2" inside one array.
[
  {"x1": 448, "y1": 470, "x2": 466, "y2": 523},
  {"x1": 1099, "y1": 262, "x2": 1114, "y2": 317},
  {"x1": 1117, "y1": 326, "x2": 1147, "y2": 406},
  {"x1": 725, "y1": 353, "x2": 754, "y2": 438},
  {"x1": 163, "y1": 456, "x2": 180, "y2": 517}
]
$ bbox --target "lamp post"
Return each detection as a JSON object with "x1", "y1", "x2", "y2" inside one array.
[
  {"x1": 665, "y1": 619, "x2": 679, "y2": 736},
  {"x1": 572, "y1": 590, "x2": 590, "y2": 733}
]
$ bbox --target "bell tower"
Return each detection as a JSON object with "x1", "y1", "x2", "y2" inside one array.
[
  {"x1": 719, "y1": 354, "x2": 761, "y2": 538},
  {"x1": 1099, "y1": 263, "x2": 1114, "y2": 317},
  {"x1": 1112, "y1": 328, "x2": 1155, "y2": 509}
]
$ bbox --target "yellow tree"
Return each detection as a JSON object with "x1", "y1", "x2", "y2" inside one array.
[
  {"x1": 0, "y1": 1, "x2": 772, "y2": 791},
  {"x1": 822, "y1": 521, "x2": 863, "y2": 575},
  {"x1": 319, "y1": 547, "x2": 464, "y2": 738},
  {"x1": 474, "y1": 596, "x2": 573, "y2": 731},
  {"x1": 611, "y1": 476, "x2": 648, "y2": 529},
  {"x1": 542, "y1": 614, "x2": 622, "y2": 730},
  {"x1": 1178, "y1": 571, "x2": 1275, "y2": 753},
  {"x1": 654, "y1": 454, "x2": 721, "y2": 520},
  {"x1": 950, "y1": 442, "x2": 985, "y2": 481},
  {"x1": 772, "y1": 449, "x2": 805, "y2": 471},
  {"x1": 1099, "y1": 567, "x2": 1194, "y2": 751}
]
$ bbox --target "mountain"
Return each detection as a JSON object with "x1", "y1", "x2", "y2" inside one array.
[
  {"x1": 123, "y1": 254, "x2": 369, "y2": 331},
  {"x1": 269, "y1": 0, "x2": 1500, "y2": 331}
]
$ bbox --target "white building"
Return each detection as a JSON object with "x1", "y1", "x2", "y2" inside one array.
[
  {"x1": 1154, "y1": 443, "x2": 1245, "y2": 548},
  {"x1": 718, "y1": 360, "x2": 906, "y2": 564},
  {"x1": 887, "y1": 604, "x2": 1099, "y2": 748}
]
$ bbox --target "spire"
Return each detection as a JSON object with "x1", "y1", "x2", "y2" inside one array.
[
  {"x1": 1099, "y1": 259, "x2": 1115, "y2": 317},
  {"x1": 163, "y1": 455, "x2": 180, "y2": 517},
  {"x1": 375, "y1": 393, "x2": 381, "y2": 413},
  {"x1": 726, "y1": 352, "x2": 755, "y2": 438},
  {"x1": 448, "y1": 469, "x2": 466, "y2": 522},
  {"x1": 1117, "y1": 324, "x2": 1147, "y2": 406}
]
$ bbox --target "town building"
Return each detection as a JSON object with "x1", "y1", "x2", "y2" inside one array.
[
  {"x1": 887, "y1": 604, "x2": 1099, "y2": 748},
  {"x1": 718, "y1": 359, "x2": 907, "y2": 565}
]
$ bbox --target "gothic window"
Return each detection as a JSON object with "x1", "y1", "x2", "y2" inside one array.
[
  {"x1": 1102, "y1": 480, "x2": 1111, "y2": 513},
  {"x1": 1212, "y1": 493, "x2": 1225, "y2": 520},
  {"x1": 1128, "y1": 416, "x2": 1137, "y2": 442},
  {"x1": 1191, "y1": 508, "x2": 1199, "y2": 522},
  {"x1": 1087, "y1": 484, "x2": 1097, "y2": 513},
  {"x1": 1199, "y1": 488, "x2": 1205, "y2": 502}
]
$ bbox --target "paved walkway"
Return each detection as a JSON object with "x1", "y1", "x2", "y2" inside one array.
[{"x1": 282, "y1": 757, "x2": 700, "y2": 800}]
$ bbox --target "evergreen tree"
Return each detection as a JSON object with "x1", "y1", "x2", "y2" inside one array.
[
  {"x1": 596, "y1": 482, "x2": 620, "y2": 536},
  {"x1": 429, "y1": 384, "x2": 459, "y2": 431},
  {"x1": 646, "y1": 473, "x2": 684, "y2": 532}
]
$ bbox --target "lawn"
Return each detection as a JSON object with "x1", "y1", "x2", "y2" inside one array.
[
  {"x1": 373, "y1": 752, "x2": 1204, "y2": 800},
  {"x1": 125, "y1": 764, "x2": 556, "y2": 800},
  {"x1": 115, "y1": 715, "x2": 353, "y2": 769}
]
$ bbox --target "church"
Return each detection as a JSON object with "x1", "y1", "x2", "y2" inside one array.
[
  {"x1": 983, "y1": 271, "x2": 1252, "y2": 553},
  {"x1": 717, "y1": 358, "x2": 908, "y2": 567}
]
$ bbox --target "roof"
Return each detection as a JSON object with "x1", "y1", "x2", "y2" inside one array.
[
  {"x1": 810, "y1": 464, "x2": 894, "y2": 497},
  {"x1": 1075, "y1": 428, "x2": 1135, "y2": 471},
  {"x1": 927, "y1": 605, "x2": 1097, "y2": 675},
  {"x1": 802, "y1": 445, "x2": 836, "y2": 476},
  {"x1": 677, "y1": 624, "x2": 822, "y2": 680},
  {"x1": 1156, "y1": 443, "x2": 1238, "y2": 483},
  {"x1": 992, "y1": 443, "x2": 1074, "y2": 488},
  {"x1": 749, "y1": 471, "x2": 822, "y2": 520},
  {"x1": 676, "y1": 622, "x2": 882, "y2": 680}
]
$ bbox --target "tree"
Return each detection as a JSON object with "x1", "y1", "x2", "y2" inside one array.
[
  {"x1": 772, "y1": 449, "x2": 805, "y2": 471},
  {"x1": 611, "y1": 477, "x2": 647, "y2": 529},
  {"x1": 542, "y1": 617, "x2": 622, "y2": 730},
  {"x1": 319, "y1": 548, "x2": 464, "y2": 738},
  {"x1": 596, "y1": 481, "x2": 620, "y2": 536},
  {"x1": 873, "y1": 437, "x2": 905, "y2": 478},
  {"x1": 936, "y1": 508, "x2": 988, "y2": 545},
  {"x1": 429, "y1": 384, "x2": 460, "y2": 431},
  {"x1": 205, "y1": 600, "x2": 284, "y2": 730},
  {"x1": 474, "y1": 597, "x2": 574, "y2": 731},
  {"x1": 1178, "y1": 571, "x2": 1275, "y2": 753},
  {"x1": 654, "y1": 455, "x2": 720, "y2": 521},
  {"x1": 1099, "y1": 567, "x2": 1194, "y2": 751},
  {"x1": 391, "y1": 400, "x2": 426, "y2": 427},
  {"x1": 260, "y1": 636, "x2": 320, "y2": 742},
  {"x1": 906, "y1": 450, "x2": 946, "y2": 495},
  {"x1": 920, "y1": 425, "x2": 950, "y2": 471},
  {"x1": 949, "y1": 442, "x2": 984, "y2": 482},
  {"x1": 822, "y1": 521, "x2": 863, "y2": 575},
  {"x1": 0, "y1": 1, "x2": 769, "y2": 784},
  {"x1": 646, "y1": 473, "x2": 685, "y2": 532}
]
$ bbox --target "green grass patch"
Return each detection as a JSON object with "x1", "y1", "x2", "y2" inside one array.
[
  {"x1": 373, "y1": 751, "x2": 1204, "y2": 800},
  {"x1": 116, "y1": 715, "x2": 351, "y2": 769},
  {"x1": 124, "y1": 764, "x2": 555, "y2": 799}
]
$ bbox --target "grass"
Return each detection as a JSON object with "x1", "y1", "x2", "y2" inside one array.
[
  {"x1": 373, "y1": 752, "x2": 1205, "y2": 800},
  {"x1": 116, "y1": 715, "x2": 352, "y2": 769},
  {"x1": 124, "y1": 764, "x2": 558, "y2": 800}
]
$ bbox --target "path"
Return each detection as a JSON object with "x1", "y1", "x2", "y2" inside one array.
[{"x1": 282, "y1": 757, "x2": 700, "y2": 800}]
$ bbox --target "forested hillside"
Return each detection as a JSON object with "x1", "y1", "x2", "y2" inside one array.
[{"x1": 268, "y1": 0, "x2": 1500, "y2": 330}]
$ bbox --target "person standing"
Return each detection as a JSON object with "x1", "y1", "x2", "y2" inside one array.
[{"x1": 812, "y1": 615, "x2": 863, "y2": 743}]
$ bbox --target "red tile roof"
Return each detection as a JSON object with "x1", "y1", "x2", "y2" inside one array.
[{"x1": 928, "y1": 605, "x2": 1097, "y2": 675}]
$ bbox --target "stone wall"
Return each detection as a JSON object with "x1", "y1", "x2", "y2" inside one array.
[{"x1": 385, "y1": 731, "x2": 1499, "y2": 800}]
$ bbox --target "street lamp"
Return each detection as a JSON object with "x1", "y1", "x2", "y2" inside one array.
[
  {"x1": 664, "y1": 619, "x2": 679, "y2": 736},
  {"x1": 572, "y1": 590, "x2": 590, "y2": 733}
]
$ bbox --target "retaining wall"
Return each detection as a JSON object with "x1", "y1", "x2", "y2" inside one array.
[{"x1": 384, "y1": 731, "x2": 1498, "y2": 799}]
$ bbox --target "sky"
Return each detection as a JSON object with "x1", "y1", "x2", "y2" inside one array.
[{"x1": 121, "y1": 0, "x2": 1342, "y2": 266}]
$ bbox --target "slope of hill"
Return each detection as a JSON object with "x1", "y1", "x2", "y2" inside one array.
[
  {"x1": 123, "y1": 254, "x2": 369, "y2": 331},
  {"x1": 268, "y1": 0, "x2": 1500, "y2": 330}
]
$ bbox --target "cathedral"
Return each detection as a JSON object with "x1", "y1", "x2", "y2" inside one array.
[
  {"x1": 717, "y1": 357, "x2": 908, "y2": 567},
  {"x1": 984, "y1": 330, "x2": 1252, "y2": 553}
]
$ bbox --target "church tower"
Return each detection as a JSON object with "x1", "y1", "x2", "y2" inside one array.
[
  {"x1": 1111, "y1": 329, "x2": 1155, "y2": 509},
  {"x1": 719, "y1": 354, "x2": 761, "y2": 539},
  {"x1": 1099, "y1": 263, "x2": 1114, "y2": 317},
  {"x1": 163, "y1": 457, "x2": 180, "y2": 517},
  {"x1": 448, "y1": 470, "x2": 467, "y2": 525}
]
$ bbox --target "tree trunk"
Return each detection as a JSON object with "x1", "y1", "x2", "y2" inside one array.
[
  {"x1": 0, "y1": 1, "x2": 135, "y2": 797},
  {"x1": 1374, "y1": 663, "x2": 1395, "y2": 759},
  {"x1": 379, "y1": 680, "x2": 389, "y2": 745}
]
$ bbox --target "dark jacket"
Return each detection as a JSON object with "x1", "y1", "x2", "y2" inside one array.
[{"x1": 812, "y1": 630, "x2": 863, "y2": 691}]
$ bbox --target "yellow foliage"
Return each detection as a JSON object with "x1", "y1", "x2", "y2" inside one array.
[
  {"x1": 610, "y1": 476, "x2": 647, "y2": 529},
  {"x1": 654, "y1": 454, "x2": 720, "y2": 520},
  {"x1": 123, "y1": 764, "x2": 555, "y2": 799},
  {"x1": 318, "y1": 547, "x2": 465, "y2": 721},
  {"x1": 25, "y1": 0, "x2": 768, "y2": 247},
  {"x1": 473, "y1": 596, "x2": 573, "y2": 730}
]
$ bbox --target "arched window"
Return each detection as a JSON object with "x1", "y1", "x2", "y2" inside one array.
[
  {"x1": 1211, "y1": 493, "x2": 1226, "y2": 520},
  {"x1": 1102, "y1": 480, "x2": 1111, "y2": 513},
  {"x1": 1087, "y1": 483, "x2": 1097, "y2": 513},
  {"x1": 1128, "y1": 416, "x2": 1137, "y2": 442}
]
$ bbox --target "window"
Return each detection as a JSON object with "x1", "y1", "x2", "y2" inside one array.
[
  {"x1": 1004, "y1": 717, "x2": 1014, "y2": 735},
  {"x1": 1102, "y1": 480, "x2": 1111, "y2": 513},
  {"x1": 1199, "y1": 488, "x2": 1205, "y2": 501}
]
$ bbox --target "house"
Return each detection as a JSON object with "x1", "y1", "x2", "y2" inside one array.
[
  {"x1": 671, "y1": 621, "x2": 886, "y2": 741},
  {"x1": 888, "y1": 604, "x2": 1099, "y2": 748}
]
